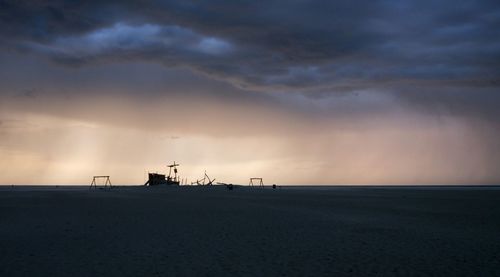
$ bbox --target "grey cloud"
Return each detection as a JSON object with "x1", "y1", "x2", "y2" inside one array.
[
  {"x1": 1, "y1": 1, "x2": 500, "y2": 89},
  {"x1": 23, "y1": 23, "x2": 234, "y2": 66},
  {"x1": 16, "y1": 88, "x2": 39, "y2": 99},
  {"x1": 392, "y1": 85, "x2": 500, "y2": 123},
  {"x1": 3, "y1": 1, "x2": 500, "y2": 185},
  {"x1": 1, "y1": 0, "x2": 500, "y2": 119}
]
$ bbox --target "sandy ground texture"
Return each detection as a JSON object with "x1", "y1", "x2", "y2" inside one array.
[{"x1": 1, "y1": 185, "x2": 499, "y2": 276}]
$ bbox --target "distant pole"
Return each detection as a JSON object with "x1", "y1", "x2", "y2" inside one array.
[{"x1": 90, "y1": 177, "x2": 96, "y2": 190}]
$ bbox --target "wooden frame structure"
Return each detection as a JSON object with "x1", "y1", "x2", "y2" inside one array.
[
  {"x1": 89, "y1": 175, "x2": 112, "y2": 189},
  {"x1": 192, "y1": 171, "x2": 215, "y2": 186},
  {"x1": 249, "y1": 178, "x2": 264, "y2": 187}
]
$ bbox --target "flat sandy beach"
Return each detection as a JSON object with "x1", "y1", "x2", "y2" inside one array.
[{"x1": 1, "y1": 186, "x2": 499, "y2": 276}]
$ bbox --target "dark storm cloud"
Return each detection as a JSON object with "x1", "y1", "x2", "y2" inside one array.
[
  {"x1": 393, "y1": 85, "x2": 500, "y2": 123},
  {"x1": 3, "y1": 1, "x2": 500, "y2": 185},
  {"x1": 1, "y1": 0, "x2": 500, "y2": 110}
]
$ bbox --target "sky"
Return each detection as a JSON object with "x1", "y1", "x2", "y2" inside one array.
[{"x1": 1, "y1": 0, "x2": 500, "y2": 185}]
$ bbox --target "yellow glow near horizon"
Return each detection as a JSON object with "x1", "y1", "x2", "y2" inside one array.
[{"x1": 0, "y1": 110, "x2": 498, "y2": 185}]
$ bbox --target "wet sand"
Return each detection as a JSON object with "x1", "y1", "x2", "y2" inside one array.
[{"x1": 1, "y1": 185, "x2": 499, "y2": 276}]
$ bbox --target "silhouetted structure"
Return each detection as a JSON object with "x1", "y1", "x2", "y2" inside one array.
[
  {"x1": 192, "y1": 171, "x2": 215, "y2": 186},
  {"x1": 167, "y1": 162, "x2": 180, "y2": 182},
  {"x1": 216, "y1": 182, "x2": 234, "y2": 190},
  {"x1": 143, "y1": 162, "x2": 181, "y2": 186},
  {"x1": 249, "y1": 178, "x2": 264, "y2": 187},
  {"x1": 89, "y1": 176, "x2": 112, "y2": 189},
  {"x1": 144, "y1": 172, "x2": 181, "y2": 186}
]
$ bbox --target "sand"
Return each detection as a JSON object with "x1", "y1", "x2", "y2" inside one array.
[{"x1": 1, "y1": 185, "x2": 499, "y2": 276}]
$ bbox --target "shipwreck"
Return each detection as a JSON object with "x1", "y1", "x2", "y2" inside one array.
[{"x1": 144, "y1": 162, "x2": 181, "y2": 186}]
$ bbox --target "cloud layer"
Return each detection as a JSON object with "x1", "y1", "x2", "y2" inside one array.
[
  {"x1": 1, "y1": 1, "x2": 500, "y2": 184},
  {"x1": 2, "y1": 0, "x2": 500, "y2": 93}
]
